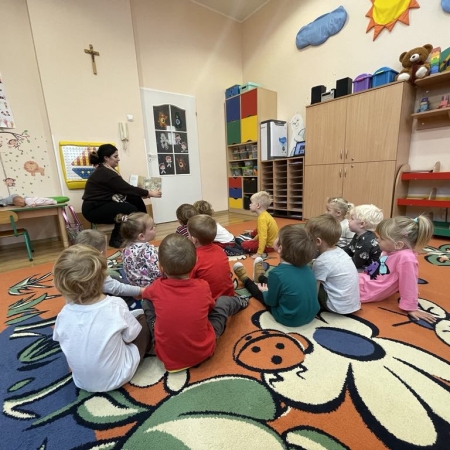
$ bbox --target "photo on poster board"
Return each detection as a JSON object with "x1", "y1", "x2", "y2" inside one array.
[
  {"x1": 158, "y1": 154, "x2": 175, "y2": 175},
  {"x1": 174, "y1": 132, "x2": 188, "y2": 153},
  {"x1": 58, "y1": 141, "x2": 108, "y2": 189},
  {"x1": 175, "y1": 154, "x2": 190, "y2": 175}
]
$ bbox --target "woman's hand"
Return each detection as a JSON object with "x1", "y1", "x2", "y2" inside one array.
[
  {"x1": 409, "y1": 309, "x2": 437, "y2": 324},
  {"x1": 148, "y1": 190, "x2": 162, "y2": 198}
]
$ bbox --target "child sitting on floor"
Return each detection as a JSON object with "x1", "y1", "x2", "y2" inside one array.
[
  {"x1": 343, "y1": 204, "x2": 383, "y2": 270},
  {"x1": 142, "y1": 233, "x2": 248, "y2": 372},
  {"x1": 117, "y1": 212, "x2": 160, "y2": 287},
  {"x1": 238, "y1": 191, "x2": 279, "y2": 259},
  {"x1": 193, "y1": 200, "x2": 235, "y2": 246},
  {"x1": 306, "y1": 214, "x2": 361, "y2": 315},
  {"x1": 233, "y1": 224, "x2": 319, "y2": 327},
  {"x1": 175, "y1": 203, "x2": 198, "y2": 237},
  {"x1": 53, "y1": 245, "x2": 151, "y2": 392},
  {"x1": 75, "y1": 229, "x2": 144, "y2": 310},
  {"x1": 188, "y1": 214, "x2": 239, "y2": 300},
  {"x1": 359, "y1": 215, "x2": 437, "y2": 324},
  {"x1": 325, "y1": 196, "x2": 354, "y2": 247}
]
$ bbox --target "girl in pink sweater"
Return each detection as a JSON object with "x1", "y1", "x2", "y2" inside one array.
[{"x1": 359, "y1": 215, "x2": 436, "y2": 324}]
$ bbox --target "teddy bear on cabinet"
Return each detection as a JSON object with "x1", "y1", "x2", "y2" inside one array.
[{"x1": 396, "y1": 44, "x2": 433, "y2": 83}]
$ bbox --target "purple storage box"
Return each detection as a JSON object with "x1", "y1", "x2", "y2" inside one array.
[
  {"x1": 353, "y1": 73, "x2": 372, "y2": 92},
  {"x1": 372, "y1": 67, "x2": 398, "y2": 87}
]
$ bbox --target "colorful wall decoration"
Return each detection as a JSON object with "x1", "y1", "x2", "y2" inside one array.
[
  {"x1": 58, "y1": 141, "x2": 106, "y2": 190},
  {"x1": 0, "y1": 74, "x2": 15, "y2": 128},
  {"x1": 366, "y1": 0, "x2": 420, "y2": 40}
]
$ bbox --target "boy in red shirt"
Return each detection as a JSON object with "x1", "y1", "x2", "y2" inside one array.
[
  {"x1": 142, "y1": 233, "x2": 248, "y2": 372},
  {"x1": 188, "y1": 214, "x2": 236, "y2": 300}
]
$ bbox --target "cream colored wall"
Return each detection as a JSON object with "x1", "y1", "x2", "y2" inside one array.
[
  {"x1": 0, "y1": 0, "x2": 61, "y2": 240},
  {"x1": 242, "y1": 1, "x2": 450, "y2": 172},
  {"x1": 26, "y1": 0, "x2": 148, "y2": 215},
  {"x1": 131, "y1": 0, "x2": 242, "y2": 212}
]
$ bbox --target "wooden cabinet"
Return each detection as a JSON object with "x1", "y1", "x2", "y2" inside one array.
[
  {"x1": 304, "y1": 81, "x2": 415, "y2": 219},
  {"x1": 412, "y1": 71, "x2": 450, "y2": 130},
  {"x1": 225, "y1": 87, "x2": 277, "y2": 215},
  {"x1": 260, "y1": 157, "x2": 304, "y2": 219}
]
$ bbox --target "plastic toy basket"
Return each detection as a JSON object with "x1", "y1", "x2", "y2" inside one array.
[{"x1": 62, "y1": 205, "x2": 84, "y2": 245}]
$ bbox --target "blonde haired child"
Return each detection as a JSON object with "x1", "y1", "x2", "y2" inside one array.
[
  {"x1": 343, "y1": 204, "x2": 383, "y2": 270},
  {"x1": 306, "y1": 214, "x2": 361, "y2": 314},
  {"x1": 193, "y1": 200, "x2": 235, "y2": 245},
  {"x1": 75, "y1": 229, "x2": 144, "y2": 307},
  {"x1": 325, "y1": 196, "x2": 354, "y2": 247},
  {"x1": 241, "y1": 191, "x2": 279, "y2": 259},
  {"x1": 359, "y1": 215, "x2": 436, "y2": 323},
  {"x1": 53, "y1": 245, "x2": 151, "y2": 392},
  {"x1": 116, "y1": 212, "x2": 160, "y2": 287}
]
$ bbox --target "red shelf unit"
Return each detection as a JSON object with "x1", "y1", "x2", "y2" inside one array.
[
  {"x1": 401, "y1": 172, "x2": 450, "y2": 181},
  {"x1": 397, "y1": 198, "x2": 450, "y2": 208}
]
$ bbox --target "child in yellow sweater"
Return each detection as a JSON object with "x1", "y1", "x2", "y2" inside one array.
[{"x1": 240, "y1": 191, "x2": 279, "y2": 259}]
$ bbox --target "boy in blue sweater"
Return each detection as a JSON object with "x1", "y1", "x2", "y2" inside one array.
[{"x1": 233, "y1": 224, "x2": 319, "y2": 327}]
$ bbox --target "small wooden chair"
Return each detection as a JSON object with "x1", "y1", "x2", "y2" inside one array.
[{"x1": 0, "y1": 211, "x2": 34, "y2": 261}]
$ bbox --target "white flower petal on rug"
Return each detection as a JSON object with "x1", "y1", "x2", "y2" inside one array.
[
  {"x1": 379, "y1": 339, "x2": 450, "y2": 381},
  {"x1": 436, "y1": 319, "x2": 450, "y2": 345},
  {"x1": 353, "y1": 355, "x2": 436, "y2": 446},
  {"x1": 84, "y1": 396, "x2": 139, "y2": 417},
  {"x1": 263, "y1": 344, "x2": 347, "y2": 406},
  {"x1": 146, "y1": 417, "x2": 285, "y2": 449},
  {"x1": 418, "y1": 299, "x2": 447, "y2": 319},
  {"x1": 130, "y1": 356, "x2": 165, "y2": 387},
  {"x1": 166, "y1": 370, "x2": 188, "y2": 393}
]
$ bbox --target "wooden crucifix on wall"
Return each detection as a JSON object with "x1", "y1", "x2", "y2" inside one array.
[{"x1": 84, "y1": 44, "x2": 100, "y2": 75}]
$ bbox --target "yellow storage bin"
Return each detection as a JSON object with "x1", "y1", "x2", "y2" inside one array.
[
  {"x1": 241, "y1": 116, "x2": 258, "y2": 143},
  {"x1": 229, "y1": 198, "x2": 243, "y2": 209}
]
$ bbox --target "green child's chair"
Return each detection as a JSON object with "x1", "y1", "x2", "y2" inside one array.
[{"x1": 0, "y1": 211, "x2": 34, "y2": 261}]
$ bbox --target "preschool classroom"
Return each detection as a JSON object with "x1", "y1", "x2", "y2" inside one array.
[{"x1": 1, "y1": 0, "x2": 450, "y2": 245}]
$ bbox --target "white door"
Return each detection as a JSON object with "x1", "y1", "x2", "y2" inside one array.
[{"x1": 140, "y1": 88, "x2": 202, "y2": 223}]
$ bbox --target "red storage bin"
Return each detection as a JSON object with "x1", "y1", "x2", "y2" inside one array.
[{"x1": 240, "y1": 89, "x2": 257, "y2": 118}]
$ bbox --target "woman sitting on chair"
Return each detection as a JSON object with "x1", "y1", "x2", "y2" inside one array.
[{"x1": 82, "y1": 144, "x2": 161, "y2": 248}]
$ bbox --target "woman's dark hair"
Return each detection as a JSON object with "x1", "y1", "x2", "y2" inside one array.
[{"x1": 89, "y1": 144, "x2": 118, "y2": 165}]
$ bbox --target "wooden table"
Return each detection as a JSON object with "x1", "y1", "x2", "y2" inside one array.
[{"x1": 4, "y1": 203, "x2": 70, "y2": 248}]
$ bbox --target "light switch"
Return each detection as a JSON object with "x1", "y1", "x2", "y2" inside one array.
[{"x1": 126, "y1": 114, "x2": 134, "y2": 122}]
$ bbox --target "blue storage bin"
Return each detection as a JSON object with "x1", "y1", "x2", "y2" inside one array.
[
  {"x1": 372, "y1": 67, "x2": 398, "y2": 87},
  {"x1": 229, "y1": 187, "x2": 243, "y2": 198},
  {"x1": 225, "y1": 85, "x2": 241, "y2": 98}
]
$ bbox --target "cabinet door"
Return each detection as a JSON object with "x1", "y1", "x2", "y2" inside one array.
[
  {"x1": 343, "y1": 161, "x2": 397, "y2": 217},
  {"x1": 241, "y1": 89, "x2": 257, "y2": 118},
  {"x1": 226, "y1": 97, "x2": 240, "y2": 123},
  {"x1": 241, "y1": 116, "x2": 258, "y2": 142},
  {"x1": 305, "y1": 99, "x2": 347, "y2": 166},
  {"x1": 304, "y1": 164, "x2": 344, "y2": 219},
  {"x1": 345, "y1": 83, "x2": 403, "y2": 163},
  {"x1": 227, "y1": 121, "x2": 241, "y2": 145}
]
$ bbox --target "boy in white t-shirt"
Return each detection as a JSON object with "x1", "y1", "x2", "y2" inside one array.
[
  {"x1": 53, "y1": 245, "x2": 151, "y2": 392},
  {"x1": 305, "y1": 214, "x2": 360, "y2": 314}
]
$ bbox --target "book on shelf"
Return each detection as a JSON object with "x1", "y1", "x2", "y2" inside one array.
[{"x1": 129, "y1": 175, "x2": 162, "y2": 191}]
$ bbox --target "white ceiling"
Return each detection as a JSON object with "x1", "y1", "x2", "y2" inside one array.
[{"x1": 190, "y1": 0, "x2": 271, "y2": 22}]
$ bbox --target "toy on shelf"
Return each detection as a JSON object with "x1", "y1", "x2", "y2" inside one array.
[
  {"x1": 396, "y1": 44, "x2": 433, "y2": 82},
  {"x1": 417, "y1": 97, "x2": 430, "y2": 113},
  {"x1": 430, "y1": 47, "x2": 441, "y2": 74},
  {"x1": 437, "y1": 94, "x2": 450, "y2": 109}
]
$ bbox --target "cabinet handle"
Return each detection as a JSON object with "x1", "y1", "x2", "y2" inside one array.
[
  {"x1": 339, "y1": 168, "x2": 342, "y2": 178},
  {"x1": 344, "y1": 168, "x2": 347, "y2": 177},
  {"x1": 345, "y1": 149, "x2": 348, "y2": 159},
  {"x1": 340, "y1": 150, "x2": 343, "y2": 160}
]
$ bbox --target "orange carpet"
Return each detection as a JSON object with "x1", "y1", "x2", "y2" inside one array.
[{"x1": 1, "y1": 218, "x2": 450, "y2": 449}]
